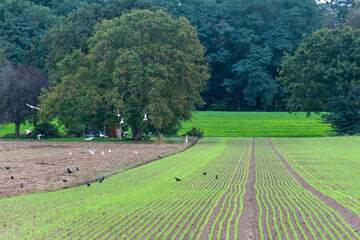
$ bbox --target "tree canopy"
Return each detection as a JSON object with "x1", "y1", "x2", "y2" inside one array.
[
  {"x1": 40, "y1": 9, "x2": 209, "y2": 140},
  {"x1": 278, "y1": 28, "x2": 360, "y2": 114}
]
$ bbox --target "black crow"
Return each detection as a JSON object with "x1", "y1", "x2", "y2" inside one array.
[
  {"x1": 87, "y1": 182, "x2": 91, "y2": 187},
  {"x1": 11, "y1": 176, "x2": 14, "y2": 179},
  {"x1": 20, "y1": 183, "x2": 23, "y2": 188},
  {"x1": 95, "y1": 178, "x2": 98, "y2": 182},
  {"x1": 215, "y1": 175, "x2": 218, "y2": 179},
  {"x1": 100, "y1": 176, "x2": 104, "y2": 181},
  {"x1": 67, "y1": 168, "x2": 72, "y2": 174},
  {"x1": 203, "y1": 172, "x2": 207, "y2": 175},
  {"x1": 63, "y1": 180, "x2": 68, "y2": 183},
  {"x1": 75, "y1": 167, "x2": 79, "y2": 171},
  {"x1": 5, "y1": 167, "x2": 10, "y2": 170},
  {"x1": 175, "y1": 177, "x2": 181, "y2": 181},
  {"x1": 99, "y1": 180, "x2": 103, "y2": 183}
]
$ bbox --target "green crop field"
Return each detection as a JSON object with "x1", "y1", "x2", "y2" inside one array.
[
  {"x1": 1, "y1": 137, "x2": 360, "y2": 239},
  {"x1": 178, "y1": 111, "x2": 333, "y2": 137}
]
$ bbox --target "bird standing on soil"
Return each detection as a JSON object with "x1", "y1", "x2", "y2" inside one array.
[
  {"x1": 203, "y1": 172, "x2": 207, "y2": 176},
  {"x1": 5, "y1": 167, "x2": 10, "y2": 170},
  {"x1": 101, "y1": 151, "x2": 104, "y2": 155},
  {"x1": 67, "y1": 168, "x2": 73, "y2": 174},
  {"x1": 63, "y1": 179, "x2": 67, "y2": 183},
  {"x1": 99, "y1": 132, "x2": 108, "y2": 138},
  {"x1": 100, "y1": 176, "x2": 105, "y2": 181},
  {"x1": 87, "y1": 182, "x2": 91, "y2": 187},
  {"x1": 108, "y1": 149, "x2": 111, "y2": 153},
  {"x1": 75, "y1": 167, "x2": 79, "y2": 171},
  {"x1": 20, "y1": 183, "x2": 23, "y2": 188},
  {"x1": 11, "y1": 176, "x2": 14, "y2": 179},
  {"x1": 88, "y1": 150, "x2": 96, "y2": 155},
  {"x1": 175, "y1": 177, "x2": 181, "y2": 181}
]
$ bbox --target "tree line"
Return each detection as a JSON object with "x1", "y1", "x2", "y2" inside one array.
[{"x1": 1, "y1": 0, "x2": 360, "y2": 137}]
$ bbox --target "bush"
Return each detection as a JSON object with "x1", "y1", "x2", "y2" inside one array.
[
  {"x1": 32, "y1": 122, "x2": 60, "y2": 139},
  {"x1": 65, "y1": 125, "x2": 85, "y2": 138},
  {"x1": 185, "y1": 127, "x2": 204, "y2": 138}
]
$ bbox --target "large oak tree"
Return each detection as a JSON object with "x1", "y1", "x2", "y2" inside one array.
[{"x1": 40, "y1": 9, "x2": 209, "y2": 140}]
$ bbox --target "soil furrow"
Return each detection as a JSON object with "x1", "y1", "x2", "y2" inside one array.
[{"x1": 237, "y1": 138, "x2": 259, "y2": 240}]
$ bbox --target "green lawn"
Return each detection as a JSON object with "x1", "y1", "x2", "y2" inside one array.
[{"x1": 178, "y1": 111, "x2": 333, "y2": 137}]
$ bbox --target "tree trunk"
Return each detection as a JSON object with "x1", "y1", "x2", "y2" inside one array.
[
  {"x1": 236, "y1": 91, "x2": 241, "y2": 111},
  {"x1": 132, "y1": 125, "x2": 144, "y2": 141},
  {"x1": 15, "y1": 122, "x2": 20, "y2": 139}
]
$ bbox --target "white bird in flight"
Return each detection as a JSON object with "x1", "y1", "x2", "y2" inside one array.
[
  {"x1": 114, "y1": 109, "x2": 120, "y2": 117},
  {"x1": 108, "y1": 149, "x2": 111, "y2": 153},
  {"x1": 99, "y1": 132, "x2": 108, "y2": 138},
  {"x1": 25, "y1": 129, "x2": 31, "y2": 134},
  {"x1": 143, "y1": 113, "x2": 148, "y2": 121},
  {"x1": 178, "y1": 2, "x2": 181, "y2": 6},
  {"x1": 37, "y1": 134, "x2": 44, "y2": 140},
  {"x1": 123, "y1": 131, "x2": 127, "y2": 137},
  {"x1": 133, "y1": 151, "x2": 139, "y2": 154},
  {"x1": 120, "y1": 118, "x2": 124, "y2": 124},
  {"x1": 88, "y1": 150, "x2": 96, "y2": 155},
  {"x1": 26, "y1": 103, "x2": 40, "y2": 110},
  {"x1": 84, "y1": 137, "x2": 94, "y2": 141}
]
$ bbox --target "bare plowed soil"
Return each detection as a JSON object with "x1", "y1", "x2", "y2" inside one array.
[{"x1": 0, "y1": 140, "x2": 187, "y2": 199}]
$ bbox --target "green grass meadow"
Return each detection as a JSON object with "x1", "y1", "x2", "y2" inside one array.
[{"x1": 178, "y1": 111, "x2": 333, "y2": 137}]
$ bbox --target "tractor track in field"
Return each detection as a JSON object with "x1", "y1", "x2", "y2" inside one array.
[
  {"x1": 268, "y1": 138, "x2": 360, "y2": 236},
  {"x1": 237, "y1": 138, "x2": 259, "y2": 240}
]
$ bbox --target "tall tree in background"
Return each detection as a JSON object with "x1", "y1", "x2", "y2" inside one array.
[
  {"x1": 0, "y1": 63, "x2": 49, "y2": 138},
  {"x1": 153, "y1": 0, "x2": 323, "y2": 111},
  {"x1": 0, "y1": 0, "x2": 55, "y2": 68},
  {"x1": 278, "y1": 28, "x2": 360, "y2": 114},
  {"x1": 40, "y1": 10, "x2": 209, "y2": 140},
  {"x1": 345, "y1": 0, "x2": 360, "y2": 28},
  {"x1": 319, "y1": 0, "x2": 354, "y2": 28},
  {"x1": 43, "y1": 0, "x2": 153, "y2": 82}
]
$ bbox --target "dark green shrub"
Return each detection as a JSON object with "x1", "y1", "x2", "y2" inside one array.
[
  {"x1": 65, "y1": 125, "x2": 85, "y2": 137},
  {"x1": 32, "y1": 122, "x2": 60, "y2": 139},
  {"x1": 185, "y1": 127, "x2": 204, "y2": 138}
]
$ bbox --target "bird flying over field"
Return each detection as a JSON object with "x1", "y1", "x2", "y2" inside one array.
[
  {"x1": 67, "y1": 168, "x2": 73, "y2": 174},
  {"x1": 25, "y1": 129, "x2": 31, "y2": 134},
  {"x1": 63, "y1": 179, "x2": 67, "y2": 183},
  {"x1": 101, "y1": 151, "x2": 104, "y2": 155},
  {"x1": 99, "y1": 132, "x2": 108, "y2": 138},
  {"x1": 114, "y1": 109, "x2": 120, "y2": 117},
  {"x1": 175, "y1": 177, "x2": 181, "y2": 181},
  {"x1": 108, "y1": 149, "x2": 111, "y2": 153},
  {"x1": 215, "y1": 175, "x2": 218, "y2": 179},
  {"x1": 88, "y1": 150, "x2": 96, "y2": 155},
  {"x1": 143, "y1": 113, "x2": 148, "y2": 121},
  {"x1": 69, "y1": 152, "x2": 72, "y2": 155},
  {"x1": 101, "y1": 176, "x2": 105, "y2": 181},
  {"x1": 26, "y1": 103, "x2": 40, "y2": 110},
  {"x1": 120, "y1": 118, "x2": 124, "y2": 124},
  {"x1": 37, "y1": 134, "x2": 44, "y2": 140},
  {"x1": 84, "y1": 137, "x2": 94, "y2": 141},
  {"x1": 87, "y1": 182, "x2": 91, "y2": 187},
  {"x1": 123, "y1": 132, "x2": 127, "y2": 137},
  {"x1": 133, "y1": 151, "x2": 138, "y2": 154}
]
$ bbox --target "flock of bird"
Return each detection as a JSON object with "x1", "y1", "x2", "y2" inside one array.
[{"x1": 25, "y1": 104, "x2": 148, "y2": 140}]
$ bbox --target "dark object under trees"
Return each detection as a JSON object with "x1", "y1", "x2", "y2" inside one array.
[
  {"x1": 186, "y1": 127, "x2": 204, "y2": 138},
  {"x1": 0, "y1": 63, "x2": 49, "y2": 138},
  {"x1": 32, "y1": 122, "x2": 60, "y2": 139},
  {"x1": 322, "y1": 83, "x2": 360, "y2": 135}
]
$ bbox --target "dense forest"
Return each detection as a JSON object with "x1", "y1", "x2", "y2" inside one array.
[{"x1": 0, "y1": 0, "x2": 358, "y2": 113}]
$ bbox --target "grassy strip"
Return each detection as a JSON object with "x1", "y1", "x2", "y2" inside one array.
[{"x1": 178, "y1": 111, "x2": 332, "y2": 137}]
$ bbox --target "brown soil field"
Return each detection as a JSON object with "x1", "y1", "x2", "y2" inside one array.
[{"x1": 0, "y1": 140, "x2": 187, "y2": 199}]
